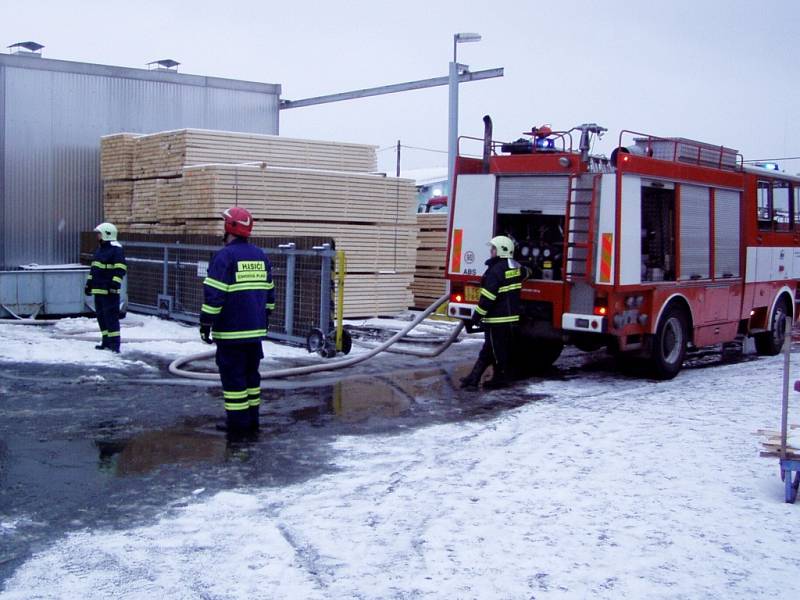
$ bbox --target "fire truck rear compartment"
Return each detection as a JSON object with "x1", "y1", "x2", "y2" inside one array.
[
  {"x1": 494, "y1": 175, "x2": 570, "y2": 281},
  {"x1": 496, "y1": 213, "x2": 564, "y2": 280}
]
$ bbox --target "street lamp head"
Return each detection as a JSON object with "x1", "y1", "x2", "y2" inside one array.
[{"x1": 455, "y1": 32, "x2": 482, "y2": 44}]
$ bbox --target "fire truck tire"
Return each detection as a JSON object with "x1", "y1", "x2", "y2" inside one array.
[
  {"x1": 651, "y1": 306, "x2": 688, "y2": 380},
  {"x1": 754, "y1": 297, "x2": 790, "y2": 356},
  {"x1": 512, "y1": 337, "x2": 563, "y2": 375}
]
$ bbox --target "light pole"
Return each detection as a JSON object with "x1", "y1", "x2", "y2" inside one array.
[{"x1": 449, "y1": 32, "x2": 482, "y2": 199}]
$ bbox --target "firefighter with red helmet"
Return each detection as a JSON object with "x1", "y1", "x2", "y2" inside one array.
[
  {"x1": 460, "y1": 235, "x2": 523, "y2": 390},
  {"x1": 85, "y1": 222, "x2": 126, "y2": 353},
  {"x1": 200, "y1": 207, "x2": 275, "y2": 435}
]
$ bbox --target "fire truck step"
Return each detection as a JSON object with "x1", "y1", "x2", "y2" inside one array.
[
  {"x1": 568, "y1": 230, "x2": 590, "y2": 234},
  {"x1": 566, "y1": 243, "x2": 590, "y2": 249},
  {"x1": 570, "y1": 187, "x2": 595, "y2": 192}
]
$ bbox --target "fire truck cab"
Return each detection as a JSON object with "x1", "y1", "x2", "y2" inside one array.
[{"x1": 446, "y1": 120, "x2": 799, "y2": 378}]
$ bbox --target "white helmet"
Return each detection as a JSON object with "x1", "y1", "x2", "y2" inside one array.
[
  {"x1": 94, "y1": 222, "x2": 118, "y2": 242},
  {"x1": 489, "y1": 235, "x2": 515, "y2": 259}
]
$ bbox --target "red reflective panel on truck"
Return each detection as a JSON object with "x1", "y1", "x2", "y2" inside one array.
[{"x1": 451, "y1": 229, "x2": 463, "y2": 273}]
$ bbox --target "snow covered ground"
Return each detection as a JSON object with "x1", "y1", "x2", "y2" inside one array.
[
  {"x1": 0, "y1": 314, "x2": 318, "y2": 366},
  {"x1": 1, "y1": 327, "x2": 798, "y2": 598}
]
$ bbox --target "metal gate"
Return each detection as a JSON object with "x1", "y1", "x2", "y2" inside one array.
[{"x1": 81, "y1": 234, "x2": 337, "y2": 346}]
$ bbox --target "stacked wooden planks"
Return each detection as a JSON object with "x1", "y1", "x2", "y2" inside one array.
[
  {"x1": 759, "y1": 425, "x2": 800, "y2": 458},
  {"x1": 101, "y1": 129, "x2": 417, "y2": 317},
  {"x1": 411, "y1": 213, "x2": 449, "y2": 309}
]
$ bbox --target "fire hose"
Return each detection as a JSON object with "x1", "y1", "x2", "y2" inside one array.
[{"x1": 169, "y1": 293, "x2": 465, "y2": 381}]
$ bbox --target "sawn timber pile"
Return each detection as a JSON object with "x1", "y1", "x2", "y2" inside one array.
[
  {"x1": 411, "y1": 213, "x2": 448, "y2": 309},
  {"x1": 101, "y1": 129, "x2": 417, "y2": 317}
]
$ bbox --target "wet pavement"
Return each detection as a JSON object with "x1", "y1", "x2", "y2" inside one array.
[{"x1": 0, "y1": 338, "x2": 763, "y2": 587}]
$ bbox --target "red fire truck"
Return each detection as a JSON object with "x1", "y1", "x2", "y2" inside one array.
[{"x1": 446, "y1": 118, "x2": 799, "y2": 378}]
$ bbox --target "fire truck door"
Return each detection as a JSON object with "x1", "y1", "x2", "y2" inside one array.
[{"x1": 448, "y1": 174, "x2": 497, "y2": 276}]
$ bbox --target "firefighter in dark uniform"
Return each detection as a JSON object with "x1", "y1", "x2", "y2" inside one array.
[
  {"x1": 460, "y1": 235, "x2": 523, "y2": 389},
  {"x1": 84, "y1": 222, "x2": 127, "y2": 353},
  {"x1": 199, "y1": 207, "x2": 275, "y2": 435}
]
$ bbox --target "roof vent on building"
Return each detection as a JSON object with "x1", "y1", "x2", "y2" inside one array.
[
  {"x1": 8, "y1": 41, "x2": 44, "y2": 57},
  {"x1": 146, "y1": 59, "x2": 180, "y2": 72}
]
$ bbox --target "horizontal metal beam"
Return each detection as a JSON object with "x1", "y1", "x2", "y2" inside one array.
[{"x1": 280, "y1": 67, "x2": 504, "y2": 110}]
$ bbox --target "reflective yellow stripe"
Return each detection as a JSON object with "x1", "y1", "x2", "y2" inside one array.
[
  {"x1": 246, "y1": 387, "x2": 261, "y2": 395},
  {"x1": 248, "y1": 398, "x2": 261, "y2": 407},
  {"x1": 228, "y1": 282, "x2": 269, "y2": 292},
  {"x1": 107, "y1": 331, "x2": 121, "y2": 337},
  {"x1": 203, "y1": 277, "x2": 229, "y2": 292},
  {"x1": 480, "y1": 288, "x2": 496, "y2": 301},
  {"x1": 112, "y1": 276, "x2": 123, "y2": 284},
  {"x1": 91, "y1": 289, "x2": 109, "y2": 295},
  {"x1": 266, "y1": 303, "x2": 276, "y2": 310},
  {"x1": 212, "y1": 329, "x2": 267, "y2": 340},
  {"x1": 483, "y1": 315, "x2": 520, "y2": 324},
  {"x1": 224, "y1": 401, "x2": 250, "y2": 411},
  {"x1": 223, "y1": 390, "x2": 248, "y2": 399},
  {"x1": 265, "y1": 281, "x2": 275, "y2": 289},
  {"x1": 201, "y1": 304, "x2": 223, "y2": 315},
  {"x1": 91, "y1": 261, "x2": 127, "y2": 270},
  {"x1": 100, "y1": 330, "x2": 109, "y2": 336},
  {"x1": 474, "y1": 306, "x2": 487, "y2": 316},
  {"x1": 498, "y1": 283, "x2": 522, "y2": 293},
  {"x1": 505, "y1": 269, "x2": 521, "y2": 279}
]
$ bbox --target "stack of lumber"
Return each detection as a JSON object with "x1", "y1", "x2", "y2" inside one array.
[
  {"x1": 101, "y1": 129, "x2": 417, "y2": 317},
  {"x1": 411, "y1": 213, "x2": 449, "y2": 309},
  {"x1": 759, "y1": 425, "x2": 800, "y2": 458},
  {"x1": 131, "y1": 129, "x2": 377, "y2": 178}
]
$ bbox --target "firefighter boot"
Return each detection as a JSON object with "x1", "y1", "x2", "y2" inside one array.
[
  {"x1": 249, "y1": 406, "x2": 260, "y2": 432},
  {"x1": 460, "y1": 357, "x2": 490, "y2": 389},
  {"x1": 483, "y1": 365, "x2": 511, "y2": 390}
]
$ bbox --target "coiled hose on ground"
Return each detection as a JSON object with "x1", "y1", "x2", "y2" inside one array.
[{"x1": 169, "y1": 293, "x2": 464, "y2": 381}]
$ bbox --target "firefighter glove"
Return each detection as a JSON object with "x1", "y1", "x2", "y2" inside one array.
[
  {"x1": 199, "y1": 324, "x2": 213, "y2": 344},
  {"x1": 470, "y1": 312, "x2": 483, "y2": 327},
  {"x1": 84, "y1": 285, "x2": 91, "y2": 296}
]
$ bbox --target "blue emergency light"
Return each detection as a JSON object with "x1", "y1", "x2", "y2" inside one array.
[{"x1": 534, "y1": 138, "x2": 555, "y2": 151}]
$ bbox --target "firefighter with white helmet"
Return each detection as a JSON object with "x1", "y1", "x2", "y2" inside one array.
[
  {"x1": 460, "y1": 235, "x2": 523, "y2": 389},
  {"x1": 84, "y1": 222, "x2": 126, "y2": 353},
  {"x1": 200, "y1": 206, "x2": 275, "y2": 436}
]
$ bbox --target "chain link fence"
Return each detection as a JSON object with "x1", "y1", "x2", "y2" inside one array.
[{"x1": 81, "y1": 233, "x2": 336, "y2": 346}]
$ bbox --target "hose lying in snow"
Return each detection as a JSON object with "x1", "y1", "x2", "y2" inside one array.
[
  {"x1": 359, "y1": 321, "x2": 465, "y2": 357},
  {"x1": 0, "y1": 318, "x2": 57, "y2": 326},
  {"x1": 169, "y1": 293, "x2": 459, "y2": 381}
]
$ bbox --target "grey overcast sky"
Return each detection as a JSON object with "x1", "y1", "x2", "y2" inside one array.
[{"x1": 2, "y1": 0, "x2": 799, "y2": 174}]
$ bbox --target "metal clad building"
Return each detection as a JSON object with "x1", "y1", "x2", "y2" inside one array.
[{"x1": 0, "y1": 53, "x2": 281, "y2": 268}]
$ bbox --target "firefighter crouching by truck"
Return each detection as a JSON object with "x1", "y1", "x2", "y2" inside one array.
[
  {"x1": 460, "y1": 236, "x2": 523, "y2": 390},
  {"x1": 85, "y1": 222, "x2": 127, "y2": 353},
  {"x1": 199, "y1": 207, "x2": 275, "y2": 436}
]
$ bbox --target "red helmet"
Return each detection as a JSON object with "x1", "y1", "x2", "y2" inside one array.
[{"x1": 222, "y1": 206, "x2": 253, "y2": 238}]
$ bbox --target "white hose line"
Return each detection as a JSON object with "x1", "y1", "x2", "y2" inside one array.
[
  {"x1": 360, "y1": 321, "x2": 466, "y2": 357},
  {"x1": 169, "y1": 293, "x2": 454, "y2": 381},
  {"x1": 0, "y1": 319, "x2": 57, "y2": 326}
]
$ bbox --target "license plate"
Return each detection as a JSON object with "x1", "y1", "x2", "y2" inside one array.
[{"x1": 465, "y1": 285, "x2": 481, "y2": 302}]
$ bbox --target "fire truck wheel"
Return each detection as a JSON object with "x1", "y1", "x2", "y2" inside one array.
[
  {"x1": 651, "y1": 306, "x2": 688, "y2": 380},
  {"x1": 512, "y1": 338, "x2": 563, "y2": 376},
  {"x1": 755, "y1": 297, "x2": 790, "y2": 356}
]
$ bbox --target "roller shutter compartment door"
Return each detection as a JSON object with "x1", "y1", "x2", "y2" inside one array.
[{"x1": 679, "y1": 184, "x2": 710, "y2": 280}]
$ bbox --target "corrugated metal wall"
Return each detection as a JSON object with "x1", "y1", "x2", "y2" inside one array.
[{"x1": 0, "y1": 56, "x2": 280, "y2": 268}]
